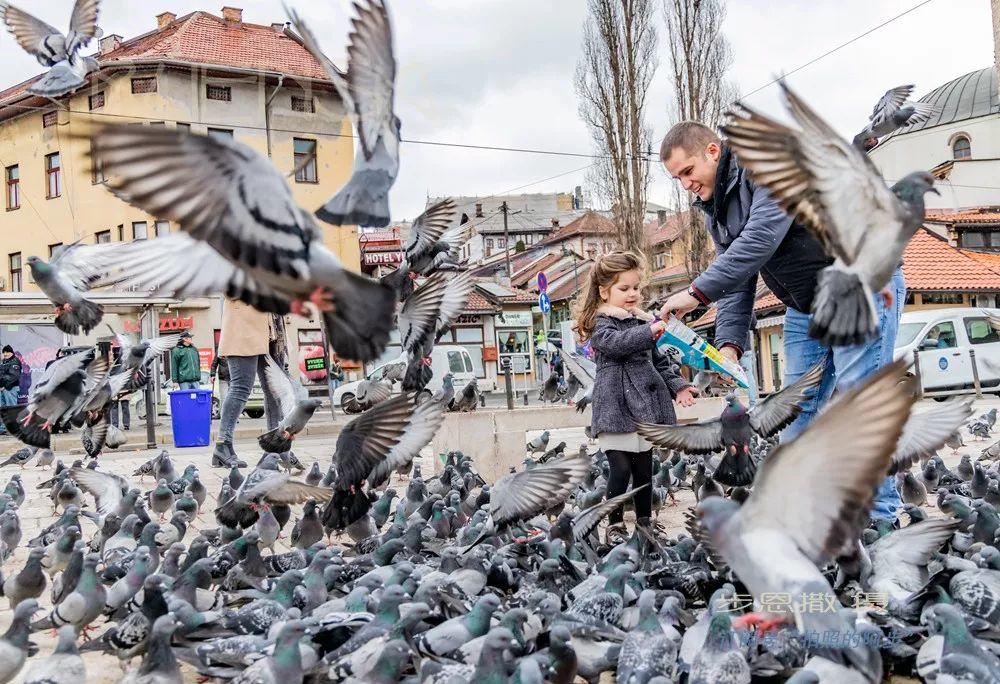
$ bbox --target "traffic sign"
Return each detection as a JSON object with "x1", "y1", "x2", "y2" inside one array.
[
  {"x1": 539, "y1": 292, "x2": 551, "y2": 314},
  {"x1": 537, "y1": 271, "x2": 548, "y2": 293}
]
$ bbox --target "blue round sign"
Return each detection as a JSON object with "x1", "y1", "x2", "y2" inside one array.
[
  {"x1": 537, "y1": 272, "x2": 548, "y2": 293},
  {"x1": 539, "y1": 292, "x2": 551, "y2": 314},
  {"x1": 938, "y1": 356, "x2": 948, "y2": 370}
]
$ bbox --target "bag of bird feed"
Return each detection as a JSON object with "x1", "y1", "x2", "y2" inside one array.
[{"x1": 655, "y1": 315, "x2": 749, "y2": 388}]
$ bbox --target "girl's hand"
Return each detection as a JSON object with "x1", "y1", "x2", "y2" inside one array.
[
  {"x1": 675, "y1": 386, "x2": 699, "y2": 407},
  {"x1": 650, "y1": 320, "x2": 667, "y2": 339}
]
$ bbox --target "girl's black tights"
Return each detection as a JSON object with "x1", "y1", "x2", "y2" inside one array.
[{"x1": 605, "y1": 449, "x2": 653, "y2": 524}]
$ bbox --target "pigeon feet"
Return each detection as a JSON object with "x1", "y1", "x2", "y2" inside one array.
[{"x1": 731, "y1": 612, "x2": 789, "y2": 634}]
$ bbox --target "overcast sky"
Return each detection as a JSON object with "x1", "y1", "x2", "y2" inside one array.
[{"x1": 2, "y1": 0, "x2": 995, "y2": 221}]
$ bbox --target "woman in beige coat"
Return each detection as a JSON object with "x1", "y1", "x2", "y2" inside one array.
[{"x1": 213, "y1": 298, "x2": 284, "y2": 468}]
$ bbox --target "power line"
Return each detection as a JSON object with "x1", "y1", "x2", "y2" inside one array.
[{"x1": 739, "y1": 0, "x2": 938, "y2": 101}]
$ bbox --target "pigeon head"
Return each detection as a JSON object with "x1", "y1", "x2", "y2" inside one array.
[
  {"x1": 13, "y1": 598, "x2": 40, "y2": 621},
  {"x1": 483, "y1": 626, "x2": 514, "y2": 653},
  {"x1": 25, "y1": 255, "x2": 51, "y2": 277},
  {"x1": 696, "y1": 496, "x2": 740, "y2": 535},
  {"x1": 922, "y1": 604, "x2": 968, "y2": 637},
  {"x1": 893, "y1": 170, "x2": 940, "y2": 201}
]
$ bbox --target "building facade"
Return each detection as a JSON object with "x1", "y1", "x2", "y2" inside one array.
[{"x1": 0, "y1": 7, "x2": 360, "y2": 383}]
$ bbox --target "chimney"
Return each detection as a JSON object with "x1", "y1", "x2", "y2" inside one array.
[
  {"x1": 551, "y1": 218, "x2": 560, "y2": 228},
  {"x1": 475, "y1": 202, "x2": 483, "y2": 218},
  {"x1": 156, "y1": 11, "x2": 176, "y2": 28},
  {"x1": 221, "y1": 6, "x2": 243, "y2": 23},
  {"x1": 657, "y1": 209, "x2": 667, "y2": 226},
  {"x1": 271, "y1": 22, "x2": 287, "y2": 31},
  {"x1": 99, "y1": 34, "x2": 122, "y2": 55}
]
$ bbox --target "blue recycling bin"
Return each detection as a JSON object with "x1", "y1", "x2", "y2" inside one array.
[{"x1": 168, "y1": 389, "x2": 213, "y2": 447}]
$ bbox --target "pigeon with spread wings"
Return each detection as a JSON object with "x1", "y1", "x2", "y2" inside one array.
[
  {"x1": 560, "y1": 350, "x2": 596, "y2": 412},
  {"x1": 723, "y1": 80, "x2": 938, "y2": 347},
  {"x1": 0, "y1": 0, "x2": 101, "y2": 98},
  {"x1": 636, "y1": 360, "x2": 824, "y2": 486},
  {"x1": 289, "y1": 1, "x2": 399, "y2": 228},
  {"x1": 85, "y1": 125, "x2": 396, "y2": 363},
  {"x1": 693, "y1": 360, "x2": 915, "y2": 676},
  {"x1": 258, "y1": 356, "x2": 321, "y2": 454},
  {"x1": 853, "y1": 84, "x2": 940, "y2": 149},
  {"x1": 398, "y1": 271, "x2": 473, "y2": 392},
  {"x1": 25, "y1": 245, "x2": 106, "y2": 335}
]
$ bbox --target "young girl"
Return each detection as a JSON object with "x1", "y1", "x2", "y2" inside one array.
[{"x1": 573, "y1": 251, "x2": 697, "y2": 542}]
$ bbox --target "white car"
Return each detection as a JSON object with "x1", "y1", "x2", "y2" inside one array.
[
  {"x1": 893, "y1": 307, "x2": 1000, "y2": 394},
  {"x1": 332, "y1": 345, "x2": 478, "y2": 412}
]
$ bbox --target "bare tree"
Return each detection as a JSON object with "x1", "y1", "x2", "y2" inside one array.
[
  {"x1": 575, "y1": 0, "x2": 658, "y2": 254},
  {"x1": 663, "y1": 0, "x2": 737, "y2": 281}
]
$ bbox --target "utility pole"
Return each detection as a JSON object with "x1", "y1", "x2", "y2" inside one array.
[{"x1": 501, "y1": 201, "x2": 512, "y2": 280}]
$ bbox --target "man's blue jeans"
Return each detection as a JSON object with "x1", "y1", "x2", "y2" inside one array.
[
  {"x1": 780, "y1": 267, "x2": 906, "y2": 521},
  {"x1": 178, "y1": 381, "x2": 200, "y2": 390}
]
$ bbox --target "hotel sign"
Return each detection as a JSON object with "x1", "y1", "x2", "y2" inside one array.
[{"x1": 362, "y1": 251, "x2": 403, "y2": 266}]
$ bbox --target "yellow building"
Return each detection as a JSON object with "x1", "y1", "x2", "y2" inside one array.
[{"x1": 0, "y1": 7, "x2": 360, "y2": 379}]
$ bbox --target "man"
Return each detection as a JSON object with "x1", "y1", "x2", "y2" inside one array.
[
  {"x1": 328, "y1": 356, "x2": 344, "y2": 392},
  {"x1": 658, "y1": 121, "x2": 905, "y2": 520},
  {"x1": 0, "y1": 345, "x2": 21, "y2": 434},
  {"x1": 170, "y1": 332, "x2": 201, "y2": 390}
]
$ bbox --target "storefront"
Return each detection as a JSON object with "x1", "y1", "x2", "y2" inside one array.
[{"x1": 494, "y1": 310, "x2": 535, "y2": 380}]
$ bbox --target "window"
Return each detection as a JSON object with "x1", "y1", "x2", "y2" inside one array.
[
  {"x1": 5, "y1": 165, "x2": 18, "y2": 210},
  {"x1": 131, "y1": 77, "x2": 157, "y2": 94},
  {"x1": 895, "y1": 322, "x2": 925, "y2": 348},
  {"x1": 45, "y1": 152, "x2": 60, "y2": 198},
  {"x1": 293, "y1": 138, "x2": 317, "y2": 183},
  {"x1": 148, "y1": 121, "x2": 165, "y2": 127},
  {"x1": 154, "y1": 220, "x2": 170, "y2": 237},
  {"x1": 922, "y1": 292, "x2": 965, "y2": 305},
  {"x1": 447, "y1": 351, "x2": 467, "y2": 374},
  {"x1": 8, "y1": 253, "x2": 21, "y2": 292},
  {"x1": 91, "y1": 139, "x2": 105, "y2": 184},
  {"x1": 206, "y1": 84, "x2": 231, "y2": 102},
  {"x1": 485, "y1": 238, "x2": 494, "y2": 253},
  {"x1": 920, "y1": 321, "x2": 958, "y2": 349},
  {"x1": 953, "y1": 135, "x2": 971, "y2": 160},
  {"x1": 95, "y1": 230, "x2": 111, "y2": 244},
  {"x1": 291, "y1": 95, "x2": 315, "y2": 113},
  {"x1": 42, "y1": 110, "x2": 57, "y2": 128},
  {"x1": 176, "y1": 122, "x2": 190, "y2": 133},
  {"x1": 965, "y1": 317, "x2": 1000, "y2": 345},
  {"x1": 960, "y1": 231, "x2": 997, "y2": 249},
  {"x1": 48, "y1": 243, "x2": 62, "y2": 257},
  {"x1": 88, "y1": 91, "x2": 104, "y2": 110},
  {"x1": 208, "y1": 128, "x2": 233, "y2": 141},
  {"x1": 132, "y1": 221, "x2": 148, "y2": 240}
]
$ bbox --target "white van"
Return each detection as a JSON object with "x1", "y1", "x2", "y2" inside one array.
[
  {"x1": 332, "y1": 344, "x2": 478, "y2": 412},
  {"x1": 893, "y1": 308, "x2": 1000, "y2": 393}
]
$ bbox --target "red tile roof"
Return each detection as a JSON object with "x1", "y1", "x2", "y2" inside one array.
[
  {"x1": 645, "y1": 212, "x2": 688, "y2": 246},
  {"x1": 463, "y1": 292, "x2": 500, "y2": 313},
  {"x1": 650, "y1": 263, "x2": 689, "y2": 283},
  {"x1": 903, "y1": 227, "x2": 1000, "y2": 290},
  {"x1": 550, "y1": 263, "x2": 593, "y2": 301},
  {"x1": 925, "y1": 210, "x2": 1000, "y2": 225},
  {"x1": 691, "y1": 290, "x2": 783, "y2": 328},
  {"x1": 965, "y1": 250, "x2": 1000, "y2": 268},
  {"x1": 0, "y1": 10, "x2": 331, "y2": 106},
  {"x1": 543, "y1": 210, "x2": 616, "y2": 244},
  {"x1": 510, "y1": 252, "x2": 562, "y2": 288}
]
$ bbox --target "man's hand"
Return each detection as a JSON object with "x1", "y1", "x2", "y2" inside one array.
[
  {"x1": 715, "y1": 346, "x2": 740, "y2": 387},
  {"x1": 675, "y1": 386, "x2": 699, "y2": 407},
  {"x1": 659, "y1": 290, "x2": 700, "y2": 320},
  {"x1": 719, "y1": 345, "x2": 739, "y2": 365}
]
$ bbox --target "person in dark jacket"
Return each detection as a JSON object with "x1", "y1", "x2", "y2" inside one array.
[
  {"x1": 170, "y1": 332, "x2": 201, "y2": 389},
  {"x1": 574, "y1": 252, "x2": 697, "y2": 542},
  {"x1": 657, "y1": 121, "x2": 904, "y2": 520},
  {"x1": 0, "y1": 345, "x2": 21, "y2": 434}
]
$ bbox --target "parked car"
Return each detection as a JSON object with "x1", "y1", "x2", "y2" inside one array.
[
  {"x1": 332, "y1": 345, "x2": 477, "y2": 412},
  {"x1": 893, "y1": 307, "x2": 1000, "y2": 394}
]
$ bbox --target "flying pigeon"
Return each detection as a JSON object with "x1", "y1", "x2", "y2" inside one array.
[
  {"x1": 290, "y1": 0, "x2": 399, "y2": 228},
  {"x1": 560, "y1": 350, "x2": 596, "y2": 411},
  {"x1": 258, "y1": 355, "x2": 322, "y2": 454},
  {"x1": 853, "y1": 84, "x2": 940, "y2": 148},
  {"x1": 723, "y1": 80, "x2": 939, "y2": 346},
  {"x1": 636, "y1": 361, "x2": 824, "y2": 486},
  {"x1": 399, "y1": 271, "x2": 473, "y2": 391},
  {"x1": 381, "y1": 200, "x2": 473, "y2": 300},
  {"x1": 0, "y1": 0, "x2": 101, "y2": 98},
  {"x1": 25, "y1": 248, "x2": 105, "y2": 335},
  {"x1": 85, "y1": 124, "x2": 397, "y2": 363},
  {"x1": 215, "y1": 453, "x2": 332, "y2": 530}
]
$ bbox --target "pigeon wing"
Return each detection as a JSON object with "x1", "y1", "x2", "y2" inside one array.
[
  {"x1": 635, "y1": 421, "x2": 724, "y2": 455},
  {"x1": 367, "y1": 396, "x2": 446, "y2": 487},
  {"x1": 0, "y1": 2, "x2": 63, "y2": 65},
  {"x1": 70, "y1": 467, "x2": 125, "y2": 519},
  {"x1": 90, "y1": 125, "x2": 316, "y2": 279},
  {"x1": 892, "y1": 397, "x2": 974, "y2": 472},
  {"x1": 491, "y1": 452, "x2": 590, "y2": 526},
  {"x1": 342, "y1": 0, "x2": 396, "y2": 160},
  {"x1": 561, "y1": 350, "x2": 597, "y2": 391},
  {"x1": 333, "y1": 392, "x2": 416, "y2": 487},
  {"x1": 748, "y1": 360, "x2": 824, "y2": 437},
  {"x1": 65, "y1": 0, "x2": 100, "y2": 54},
  {"x1": 404, "y1": 199, "x2": 456, "y2": 261},
  {"x1": 429, "y1": 217, "x2": 474, "y2": 270},
  {"x1": 723, "y1": 80, "x2": 901, "y2": 264},
  {"x1": 33, "y1": 348, "x2": 94, "y2": 401},
  {"x1": 869, "y1": 517, "x2": 959, "y2": 569},
  {"x1": 739, "y1": 360, "x2": 914, "y2": 567},
  {"x1": 263, "y1": 480, "x2": 332, "y2": 505},
  {"x1": 572, "y1": 485, "x2": 648, "y2": 542},
  {"x1": 263, "y1": 355, "x2": 301, "y2": 417},
  {"x1": 868, "y1": 85, "x2": 914, "y2": 127},
  {"x1": 142, "y1": 333, "x2": 182, "y2": 366},
  {"x1": 398, "y1": 273, "x2": 451, "y2": 353}
]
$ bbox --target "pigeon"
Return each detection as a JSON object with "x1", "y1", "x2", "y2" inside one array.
[
  {"x1": 69, "y1": 466, "x2": 128, "y2": 526},
  {"x1": 35, "y1": 448, "x2": 54, "y2": 469},
  {"x1": 381, "y1": 200, "x2": 473, "y2": 300},
  {"x1": 452, "y1": 378, "x2": 481, "y2": 412},
  {"x1": 258, "y1": 355, "x2": 322, "y2": 453},
  {"x1": 32, "y1": 553, "x2": 106, "y2": 635},
  {"x1": 853, "y1": 85, "x2": 940, "y2": 147},
  {"x1": 689, "y1": 613, "x2": 749, "y2": 684},
  {"x1": 691, "y1": 360, "x2": 913, "y2": 674},
  {"x1": 149, "y1": 479, "x2": 174, "y2": 520},
  {"x1": 540, "y1": 373, "x2": 561, "y2": 403},
  {"x1": 290, "y1": 0, "x2": 399, "y2": 228},
  {"x1": 0, "y1": 447, "x2": 36, "y2": 468},
  {"x1": 85, "y1": 124, "x2": 398, "y2": 364},
  {"x1": 231, "y1": 619, "x2": 310, "y2": 684},
  {"x1": 0, "y1": 0, "x2": 101, "y2": 98},
  {"x1": 118, "y1": 614, "x2": 182, "y2": 684},
  {"x1": 3, "y1": 546, "x2": 46, "y2": 608},
  {"x1": 216, "y1": 453, "x2": 332, "y2": 529},
  {"x1": 636, "y1": 361, "x2": 823, "y2": 486},
  {"x1": 617, "y1": 589, "x2": 678, "y2": 682},
  {"x1": 399, "y1": 271, "x2": 473, "y2": 392},
  {"x1": 527, "y1": 430, "x2": 550, "y2": 455},
  {"x1": 560, "y1": 350, "x2": 596, "y2": 411},
  {"x1": 0, "y1": 599, "x2": 40, "y2": 683},
  {"x1": 304, "y1": 462, "x2": 322, "y2": 487},
  {"x1": 25, "y1": 250, "x2": 105, "y2": 335},
  {"x1": 723, "y1": 80, "x2": 940, "y2": 346},
  {"x1": 21, "y1": 624, "x2": 85, "y2": 684}
]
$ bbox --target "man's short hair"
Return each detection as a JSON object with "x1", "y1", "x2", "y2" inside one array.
[{"x1": 660, "y1": 121, "x2": 721, "y2": 159}]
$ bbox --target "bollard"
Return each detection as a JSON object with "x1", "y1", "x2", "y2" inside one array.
[
  {"x1": 502, "y1": 358, "x2": 514, "y2": 411},
  {"x1": 480, "y1": 394, "x2": 486, "y2": 408},
  {"x1": 971, "y1": 348, "x2": 985, "y2": 399}
]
